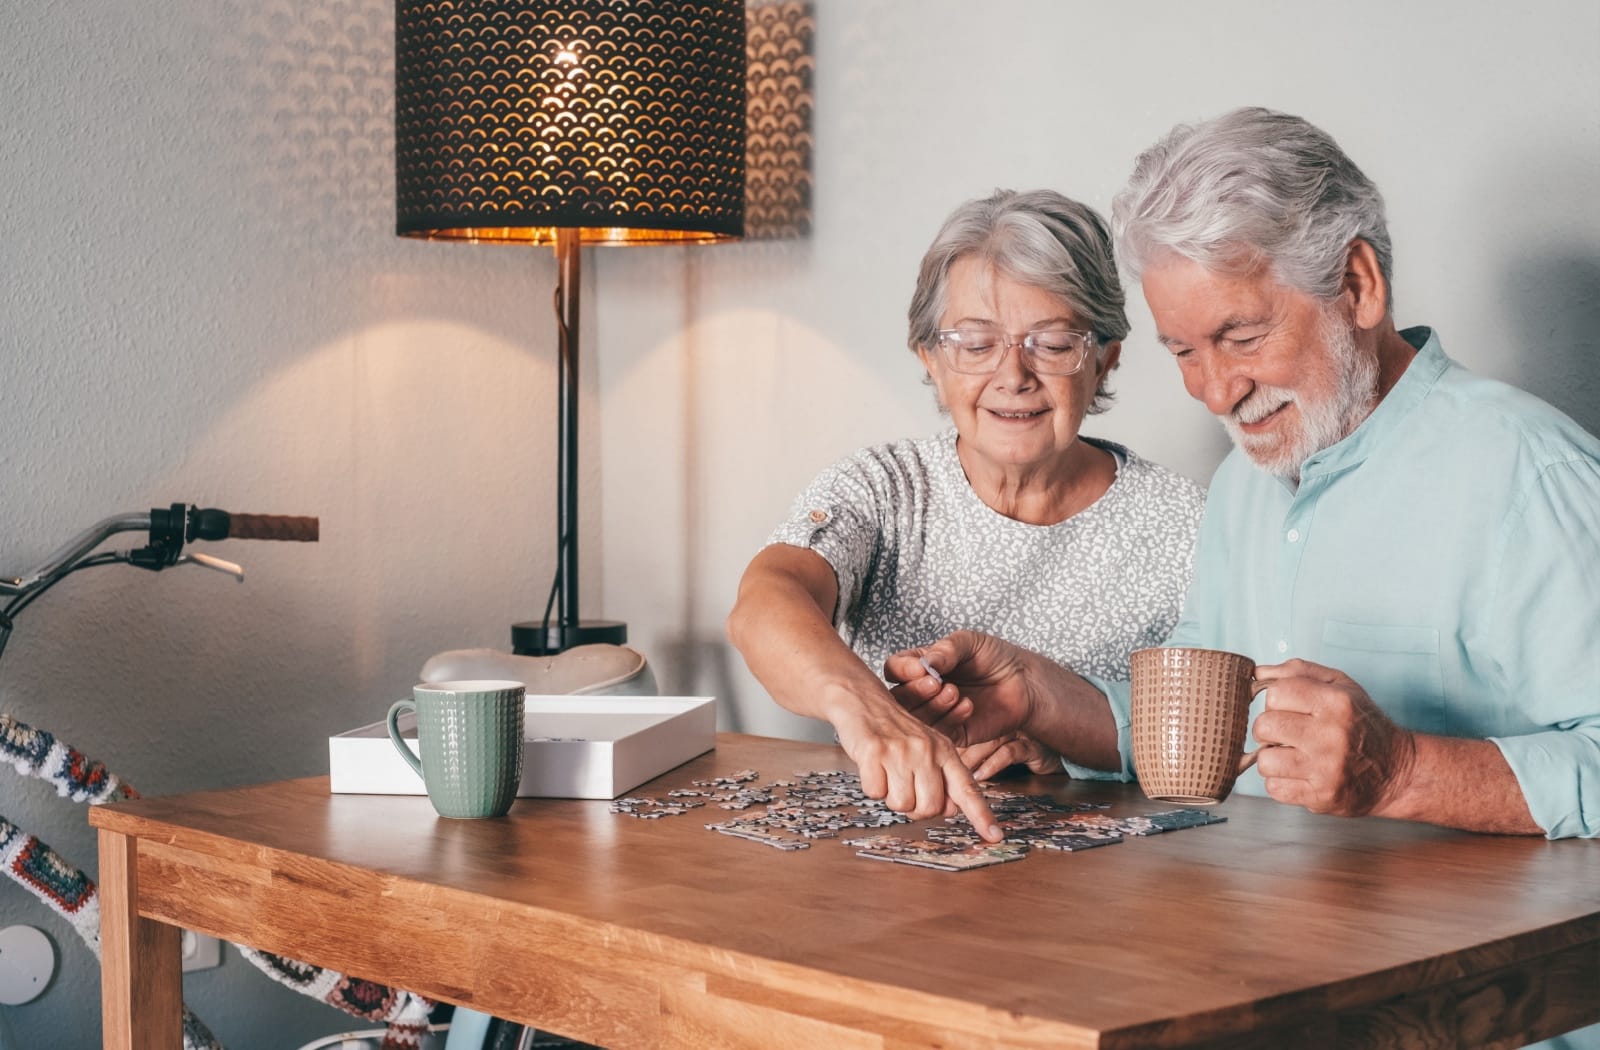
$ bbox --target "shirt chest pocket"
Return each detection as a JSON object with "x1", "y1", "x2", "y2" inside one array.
[{"x1": 1319, "y1": 621, "x2": 1446, "y2": 732}]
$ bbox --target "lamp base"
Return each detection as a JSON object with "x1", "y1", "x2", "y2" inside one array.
[{"x1": 511, "y1": 619, "x2": 628, "y2": 657}]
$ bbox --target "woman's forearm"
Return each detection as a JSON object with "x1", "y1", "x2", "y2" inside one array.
[{"x1": 726, "y1": 546, "x2": 893, "y2": 723}]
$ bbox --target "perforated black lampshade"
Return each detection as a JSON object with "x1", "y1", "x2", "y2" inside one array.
[{"x1": 395, "y1": 0, "x2": 746, "y2": 244}]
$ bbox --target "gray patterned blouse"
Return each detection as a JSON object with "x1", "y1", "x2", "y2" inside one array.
[{"x1": 766, "y1": 429, "x2": 1206, "y2": 683}]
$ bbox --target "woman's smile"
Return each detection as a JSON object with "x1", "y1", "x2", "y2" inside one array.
[{"x1": 985, "y1": 406, "x2": 1050, "y2": 421}]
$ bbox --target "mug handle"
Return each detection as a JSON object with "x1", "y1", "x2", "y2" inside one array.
[
  {"x1": 386, "y1": 699, "x2": 425, "y2": 780},
  {"x1": 1237, "y1": 678, "x2": 1279, "y2": 774}
]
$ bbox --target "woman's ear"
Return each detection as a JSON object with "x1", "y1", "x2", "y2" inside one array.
[
  {"x1": 1096, "y1": 339, "x2": 1122, "y2": 377},
  {"x1": 1343, "y1": 239, "x2": 1389, "y2": 331}
]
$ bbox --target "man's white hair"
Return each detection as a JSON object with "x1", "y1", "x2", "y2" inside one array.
[{"x1": 1112, "y1": 107, "x2": 1394, "y2": 308}]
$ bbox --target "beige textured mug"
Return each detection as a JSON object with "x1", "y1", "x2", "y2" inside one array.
[{"x1": 1130, "y1": 647, "x2": 1270, "y2": 805}]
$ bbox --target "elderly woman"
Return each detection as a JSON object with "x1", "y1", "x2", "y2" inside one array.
[{"x1": 726, "y1": 189, "x2": 1204, "y2": 838}]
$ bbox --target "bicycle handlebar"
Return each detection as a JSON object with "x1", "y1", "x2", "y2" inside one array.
[
  {"x1": 188, "y1": 510, "x2": 319, "y2": 543},
  {"x1": 0, "y1": 505, "x2": 320, "y2": 596},
  {"x1": 1, "y1": 513, "x2": 148, "y2": 594}
]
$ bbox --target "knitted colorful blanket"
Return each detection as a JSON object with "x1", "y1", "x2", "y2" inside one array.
[{"x1": 1, "y1": 711, "x2": 432, "y2": 1048}]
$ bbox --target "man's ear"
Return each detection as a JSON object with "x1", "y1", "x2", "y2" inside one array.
[{"x1": 1343, "y1": 239, "x2": 1389, "y2": 331}]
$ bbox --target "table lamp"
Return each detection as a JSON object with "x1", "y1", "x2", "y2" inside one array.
[{"x1": 395, "y1": 1, "x2": 746, "y2": 656}]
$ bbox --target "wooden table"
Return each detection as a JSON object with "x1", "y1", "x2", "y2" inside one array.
[{"x1": 92, "y1": 733, "x2": 1600, "y2": 1049}]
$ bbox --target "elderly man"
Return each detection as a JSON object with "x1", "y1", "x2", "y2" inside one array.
[{"x1": 892, "y1": 107, "x2": 1600, "y2": 846}]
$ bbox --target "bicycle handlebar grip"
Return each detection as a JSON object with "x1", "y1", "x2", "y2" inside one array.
[{"x1": 223, "y1": 513, "x2": 320, "y2": 542}]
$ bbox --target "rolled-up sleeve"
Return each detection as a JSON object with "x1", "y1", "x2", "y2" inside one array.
[
  {"x1": 765, "y1": 465, "x2": 881, "y2": 627},
  {"x1": 1487, "y1": 457, "x2": 1600, "y2": 839}
]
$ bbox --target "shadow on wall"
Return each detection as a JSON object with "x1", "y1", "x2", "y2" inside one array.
[
  {"x1": 653, "y1": 0, "x2": 817, "y2": 712},
  {"x1": 654, "y1": 634, "x2": 747, "y2": 729},
  {"x1": 1500, "y1": 252, "x2": 1600, "y2": 436}
]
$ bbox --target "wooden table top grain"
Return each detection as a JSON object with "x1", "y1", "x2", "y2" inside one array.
[{"x1": 91, "y1": 732, "x2": 1600, "y2": 1049}]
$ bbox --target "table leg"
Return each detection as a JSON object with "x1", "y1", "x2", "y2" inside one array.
[{"x1": 98, "y1": 828, "x2": 182, "y2": 1050}]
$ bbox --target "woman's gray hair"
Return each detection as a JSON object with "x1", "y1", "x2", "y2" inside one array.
[
  {"x1": 907, "y1": 189, "x2": 1129, "y2": 414},
  {"x1": 1111, "y1": 107, "x2": 1393, "y2": 307}
]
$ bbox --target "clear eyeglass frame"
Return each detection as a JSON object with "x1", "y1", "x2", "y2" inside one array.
[{"x1": 932, "y1": 328, "x2": 1098, "y2": 376}]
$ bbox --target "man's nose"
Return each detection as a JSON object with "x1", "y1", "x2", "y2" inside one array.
[{"x1": 1195, "y1": 351, "x2": 1251, "y2": 416}]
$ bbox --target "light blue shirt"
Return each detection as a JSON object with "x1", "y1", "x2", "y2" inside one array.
[{"x1": 1079, "y1": 328, "x2": 1600, "y2": 843}]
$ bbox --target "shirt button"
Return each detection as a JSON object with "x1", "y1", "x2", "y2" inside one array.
[
  {"x1": 1286, "y1": 528, "x2": 1300, "y2": 543},
  {"x1": 1276, "y1": 640, "x2": 1288, "y2": 654},
  {"x1": 808, "y1": 509, "x2": 829, "y2": 524}
]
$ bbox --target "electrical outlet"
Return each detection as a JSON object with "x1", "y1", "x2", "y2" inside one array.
[{"x1": 180, "y1": 930, "x2": 222, "y2": 973}]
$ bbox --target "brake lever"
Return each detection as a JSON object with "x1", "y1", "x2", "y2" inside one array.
[{"x1": 177, "y1": 552, "x2": 245, "y2": 582}]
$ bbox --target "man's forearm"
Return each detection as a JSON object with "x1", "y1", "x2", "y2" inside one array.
[
  {"x1": 1376, "y1": 734, "x2": 1542, "y2": 835},
  {"x1": 1020, "y1": 657, "x2": 1123, "y2": 773}
]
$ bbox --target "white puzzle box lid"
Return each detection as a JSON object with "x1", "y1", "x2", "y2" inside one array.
[{"x1": 330, "y1": 694, "x2": 716, "y2": 800}]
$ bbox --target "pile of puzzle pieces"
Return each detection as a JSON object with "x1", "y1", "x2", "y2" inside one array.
[{"x1": 611, "y1": 769, "x2": 1225, "y2": 871}]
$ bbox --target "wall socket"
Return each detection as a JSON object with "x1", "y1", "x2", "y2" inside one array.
[{"x1": 180, "y1": 930, "x2": 222, "y2": 972}]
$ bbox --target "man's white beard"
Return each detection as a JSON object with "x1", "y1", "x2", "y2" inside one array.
[{"x1": 1222, "y1": 312, "x2": 1379, "y2": 481}]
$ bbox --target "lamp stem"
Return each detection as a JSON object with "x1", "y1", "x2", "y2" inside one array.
[
  {"x1": 556, "y1": 228, "x2": 581, "y2": 633},
  {"x1": 510, "y1": 231, "x2": 628, "y2": 657}
]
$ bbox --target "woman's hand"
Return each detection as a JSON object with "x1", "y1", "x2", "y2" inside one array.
[
  {"x1": 889, "y1": 677, "x2": 1064, "y2": 780},
  {"x1": 822, "y1": 686, "x2": 1003, "y2": 841},
  {"x1": 727, "y1": 547, "x2": 1004, "y2": 840}
]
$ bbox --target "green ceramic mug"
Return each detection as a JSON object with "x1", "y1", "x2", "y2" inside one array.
[{"x1": 387, "y1": 680, "x2": 525, "y2": 818}]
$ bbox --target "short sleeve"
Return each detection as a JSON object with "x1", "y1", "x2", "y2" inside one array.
[{"x1": 765, "y1": 461, "x2": 886, "y2": 627}]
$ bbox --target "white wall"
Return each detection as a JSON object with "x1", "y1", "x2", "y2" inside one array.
[
  {"x1": 1, "y1": 2, "x2": 597, "y2": 1046},
  {"x1": 599, "y1": 0, "x2": 1600, "y2": 741},
  {"x1": 0, "y1": 1, "x2": 1595, "y2": 1047}
]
